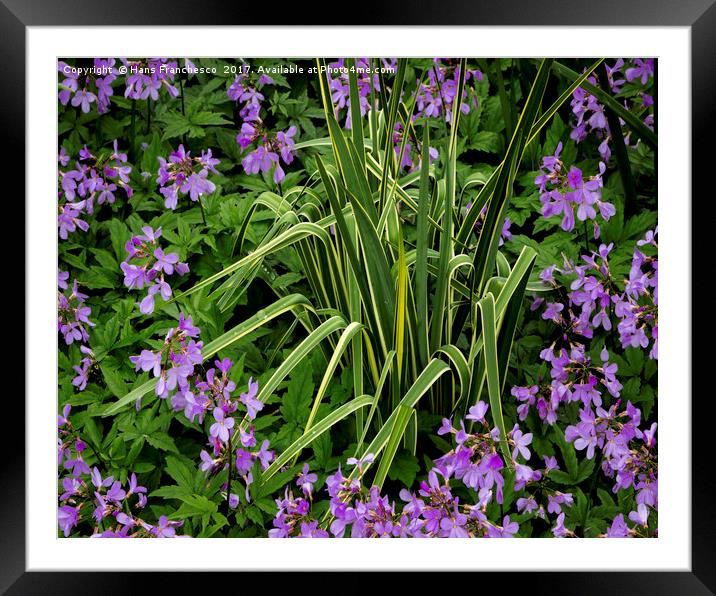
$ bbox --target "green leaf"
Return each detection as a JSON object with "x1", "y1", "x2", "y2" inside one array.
[
  {"x1": 150, "y1": 485, "x2": 192, "y2": 500},
  {"x1": 280, "y1": 362, "x2": 314, "y2": 425},
  {"x1": 469, "y1": 131, "x2": 502, "y2": 153},
  {"x1": 158, "y1": 111, "x2": 192, "y2": 140},
  {"x1": 165, "y1": 455, "x2": 196, "y2": 490},
  {"x1": 478, "y1": 293, "x2": 511, "y2": 464},
  {"x1": 551, "y1": 61, "x2": 656, "y2": 149},
  {"x1": 574, "y1": 457, "x2": 595, "y2": 484},
  {"x1": 190, "y1": 111, "x2": 232, "y2": 126},
  {"x1": 354, "y1": 359, "x2": 451, "y2": 482},
  {"x1": 548, "y1": 470, "x2": 576, "y2": 485},
  {"x1": 145, "y1": 432, "x2": 179, "y2": 454},
  {"x1": 552, "y1": 426, "x2": 578, "y2": 479},
  {"x1": 387, "y1": 452, "x2": 420, "y2": 487},
  {"x1": 261, "y1": 396, "x2": 372, "y2": 485},
  {"x1": 171, "y1": 494, "x2": 218, "y2": 520},
  {"x1": 103, "y1": 295, "x2": 314, "y2": 416},
  {"x1": 311, "y1": 432, "x2": 333, "y2": 470},
  {"x1": 100, "y1": 364, "x2": 126, "y2": 397}
]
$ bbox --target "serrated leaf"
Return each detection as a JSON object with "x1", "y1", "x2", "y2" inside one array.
[
  {"x1": 150, "y1": 485, "x2": 191, "y2": 500},
  {"x1": 311, "y1": 431, "x2": 333, "y2": 470},
  {"x1": 548, "y1": 470, "x2": 576, "y2": 485},
  {"x1": 165, "y1": 455, "x2": 196, "y2": 489},
  {"x1": 190, "y1": 111, "x2": 232, "y2": 126},
  {"x1": 552, "y1": 426, "x2": 578, "y2": 479},
  {"x1": 158, "y1": 111, "x2": 192, "y2": 140},
  {"x1": 171, "y1": 494, "x2": 218, "y2": 519},
  {"x1": 145, "y1": 432, "x2": 179, "y2": 454},
  {"x1": 387, "y1": 452, "x2": 420, "y2": 487},
  {"x1": 573, "y1": 457, "x2": 595, "y2": 484},
  {"x1": 280, "y1": 362, "x2": 314, "y2": 425},
  {"x1": 98, "y1": 364, "x2": 125, "y2": 397},
  {"x1": 469, "y1": 131, "x2": 502, "y2": 153}
]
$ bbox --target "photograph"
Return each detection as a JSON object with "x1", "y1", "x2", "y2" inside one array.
[{"x1": 56, "y1": 56, "x2": 659, "y2": 540}]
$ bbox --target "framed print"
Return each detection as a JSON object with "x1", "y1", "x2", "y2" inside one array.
[{"x1": 7, "y1": 0, "x2": 713, "y2": 592}]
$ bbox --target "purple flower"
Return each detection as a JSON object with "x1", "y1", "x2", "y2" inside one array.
[
  {"x1": 516, "y1": 495, "x2": 538, "y2": 514},
  {"x1": 626, "y1": 59, "x2": 654, "y2": 85},
  {"x1": 130, "y1": 349, "x2": 162, "y2": 377},
  {"x1": 199, "y1": 450, "x2": 215, "y2": 473},
  {"x1": 439, "y1": 508, "x2": 469, "y2": 538},
  {"x1": 298, "y1": 520, "x2": 329, "y2": 538},
  {"x1": 71, "y1": 89, "x2": 97, "y2": 113},
  {"x1": 239, "y1": 378, "x2": 262, "y2": 420},
  {"x1": 628, "y1": 503, "x2": 650, "y2": 527},
  {"x1": 543, "y1": 456, "x2": 559, "y2": 472},
  {"x1": 551, "y1": 512, "x2": 568, "y2": 537},
  {"x1": 437, "y1": 417, "x2": 453, "y2": 435},
  {"x1": 510, "y1": 427, "x2": 533, "y2": 461},
  {"x1": 466, "y1": 401, "x2": 488, "y2": 423},
  {"x1": 58, "y1": 505, "x2": 80, "y2": 536},
  {"x1": 235, "y1": 449, "x2": 254, "y2": 475},
  {"x1": 256, "y1": 440, "x2": 275, "y2": 470},
  {"x1": 153, "y1": 248, "x2": 180, "y2": 274},
  {"x1": 152, "y1": 515, "x2": 183, "y2": 538},
  {"x1": 607, "y1": 513, "x2": 630, "y2": 537},
  {"x1": 209, "y1": 407, "x2": 234, "y2": 443},
  {"x1": 297, "y1": 463, "x2": 318, "y2": 497}
]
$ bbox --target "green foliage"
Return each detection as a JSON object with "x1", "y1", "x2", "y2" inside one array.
[{"x1": 59, "y1": 57, "x2": 657, "y2": 538}]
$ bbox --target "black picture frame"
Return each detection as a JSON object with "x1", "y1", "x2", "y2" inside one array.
[{"x1": 7, "y1": 1, "x2": 711, "y2": 592}]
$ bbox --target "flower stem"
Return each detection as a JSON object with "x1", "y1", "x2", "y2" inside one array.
[
  {"x1": 179, "y1": 77, "x2": 188, "y2": 148},
  {"x1": 224, "y1": 441, "x2": 233, "y2": 517},
  {"x1": 583, "y1": 220, "x2": 590, "y2": 254},
  {"x1": 145, "y1": 97, "x2": 152, "y2": 135},
  {"x1": 198, "y1": 197, "x2": 207, "y2": 226}
]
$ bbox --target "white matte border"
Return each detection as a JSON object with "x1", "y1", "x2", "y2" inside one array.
[{"x1": 27, "y1": 26, "x2": 690, "y2": 571}]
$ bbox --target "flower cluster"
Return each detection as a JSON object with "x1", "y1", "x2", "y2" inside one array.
[
  {"x1": 570, "y1": 58, "x2": 655, "y2": 160},
  {"x1": 270, "y1": 405, "x2": 550, "y2": 538},
  {"x1": 58, "y1": 405, "x2": 184, "y2": 537},
  {"x1": 238, "y1": 125, "x2": 297, "y2": 184},
  {"x1": 532, "y1": 232, "x2": 658, "y2": 357},
  {"x1": 228, "y1": 71, "x2": 273, "y2": 122},
  {"x1": 120, "y1": 226, "x2": 189, "y2": 314},
  {"x1": 122, "y1": 57, "x2": 190, "y2": 101},
  {"x1": 71, "y1": 345, "x2": 96, "y2": 392},
  {"x1": 434, "y1": 404, "x2": 536, "y2": 506},
  {"x1": 508, "y1": 237, "x2": 658, "y2": 536},
  {"x1": 566, "y1": 398, "x2": 657, "y2": 499},
  {"x1": 58, "y1": 58, "x2": 195, "y2": 114},
  {"x1": 513, "y1": 343, "x2": 623, "y2": 427},
  {"x1": 326, "y1": 57, "x2": 392, "y2": 129},
  {"x1": 227, "y1": 71, "x2": 297, "y2": 184},
  {"x1": 189, "y1": 370, "x2": 275, "y2": 509},
  {"x1": 58, "y1": 59, "x2": 117, "y2": 114},
  {"x1": 535, "y1": 142, "x2": 615, "y2": 236},
  {"x1": 156, "y1": 144, "x2": 220, "y2": 209},
  {"x1": 617, "y1": 229, "x2": 658, "y2": 358},
  {"x1": 129, "y1": 313, "x2": 202, "y2": 407},
  {"x1": 414, "y1": 59, "x2": 482, "y2": 124},
  {"x1": 603, "y1": 498, "x2": 657, "y2": 537},
  {"x1": 58, "y1": 141, "x2": 133, "y2": 240},
  {"x1": 57, "y1": 272, "x2": 95, "y2": 346}
]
